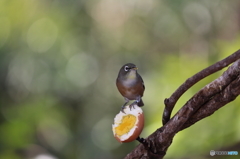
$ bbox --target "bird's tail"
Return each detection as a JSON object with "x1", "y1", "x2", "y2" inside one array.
[{"x1": 138, "y1": 99, "x2": 144, "y2": 107}]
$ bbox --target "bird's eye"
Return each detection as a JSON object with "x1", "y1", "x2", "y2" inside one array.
[{"x1": 124, "y1": 66, "x2": 129, "y2": 71}]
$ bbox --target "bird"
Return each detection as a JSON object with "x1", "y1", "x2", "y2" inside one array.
[{"x1": 116, "y1": 63, "x2": 145, "y2": 112}]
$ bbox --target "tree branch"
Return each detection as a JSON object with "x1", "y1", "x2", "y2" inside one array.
[
  {"x1": 124, "y1": 50, "x2": 240, "y2": 159},
  {"x1": 163, "y1": 49, "x2": 240, "y2": 125}
]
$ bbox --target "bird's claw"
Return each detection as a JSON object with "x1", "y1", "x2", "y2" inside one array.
[
  {"x1": 129, "y1": 100, "x2": 139, "y2": 110},
  {"x1": 129, "y1": 103, "x2": 135, "y2": 110},
  {"x1": 121, "y1": 100, "x2": 139, "y2": 113},
  {"x1": 121, "y1": 105, "x2": 126, "y2": 113}
]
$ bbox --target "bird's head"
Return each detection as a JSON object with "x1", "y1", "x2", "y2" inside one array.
[{"x1": 118, "y1": 63, "x2": 138, "y2": 79}]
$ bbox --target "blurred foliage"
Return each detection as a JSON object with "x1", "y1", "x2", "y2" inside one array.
[{"x1": 0, "y1": 0, "x2": 240, "y2": 159}]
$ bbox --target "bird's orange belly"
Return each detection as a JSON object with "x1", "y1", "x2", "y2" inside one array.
[{"x1": 121, "y1": 87, "x2": 143, "y2": 100}]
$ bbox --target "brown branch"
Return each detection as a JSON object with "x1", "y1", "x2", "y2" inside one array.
[
  {"x1": 163, "y1": 49, "x2": 240, "y2": 125},
  {"x1": 180, "y1": 60, "x2": 240, "y2": 130},
  {"x1": 124, "y1": 51, "x2": 240, "y2": 159}
]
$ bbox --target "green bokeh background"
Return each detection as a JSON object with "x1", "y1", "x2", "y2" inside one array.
[{"x1": 0, "y1": 0, "x2": 240, "y2": 159}]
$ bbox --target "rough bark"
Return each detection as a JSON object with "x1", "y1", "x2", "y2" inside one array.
[
  {"x1": 163, "y1": 49, "x2": 240, "y2": 125},
  {"x1": 124, "y1": 50, "x2": 240, "y2": 159}
]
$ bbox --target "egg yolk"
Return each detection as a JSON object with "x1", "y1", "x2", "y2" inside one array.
[{"x1": 115, "y1": 114, "x2": 136, "y2": 136}]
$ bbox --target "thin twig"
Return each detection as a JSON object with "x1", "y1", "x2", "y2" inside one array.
[
  {"x1": 163, "y1": 49, "x2": 240, "y2": 125},
  {"x1": 180, "y1": 59, "x2": 240, "y2": 131}
]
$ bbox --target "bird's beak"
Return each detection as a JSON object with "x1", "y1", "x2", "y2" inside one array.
[{"x1": 132, "y1": 67, "x2": 138, "y2": 70}]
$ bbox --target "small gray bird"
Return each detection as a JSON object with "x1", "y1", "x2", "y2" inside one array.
[{"x1": 116, "y1": 63, "x2": 145, "y2": 112}]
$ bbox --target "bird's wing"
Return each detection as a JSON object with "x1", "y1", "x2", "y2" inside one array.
[{"x1": 138, "y1": 74, "x2": 145, "y2": 91}]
